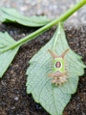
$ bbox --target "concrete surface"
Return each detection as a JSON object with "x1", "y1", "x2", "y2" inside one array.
[{"x1": 0, "y1": 0, "x2": 86, "y2": 26}]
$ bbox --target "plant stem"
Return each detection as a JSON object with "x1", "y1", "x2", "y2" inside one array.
[{"x1": 1, "y1": 0, "x2": 86, "y2": 53}]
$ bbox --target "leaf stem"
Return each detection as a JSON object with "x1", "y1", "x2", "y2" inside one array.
[{"x1": 1, "y1": 0, "x2": 86, "y2": 53}]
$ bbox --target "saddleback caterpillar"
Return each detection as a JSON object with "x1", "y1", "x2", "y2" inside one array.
[{"x1": 48, "y1": 49, "x2": 69, "y2": 86}]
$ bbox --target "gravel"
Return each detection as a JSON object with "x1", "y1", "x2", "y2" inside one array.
[{"x1": 0, "y1": 0, "x2": 86, "y2": 26}]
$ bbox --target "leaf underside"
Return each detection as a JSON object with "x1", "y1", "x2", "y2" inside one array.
[
  {"x1": 0, "y1": 32, "x2": 19, "y2": 78},
  {"x1": 0, "y1": 7, "x2": 51, "y2": 27},
  {"x1": 26, "y1": 23, "x2": 86, "y2": 115}
]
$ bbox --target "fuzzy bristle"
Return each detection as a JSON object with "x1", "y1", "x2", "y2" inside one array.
[{"x1": 52, "y1": 75, "x2": 68, "y2": 86}]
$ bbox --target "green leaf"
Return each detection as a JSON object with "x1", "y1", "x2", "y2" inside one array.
[
  {"x1": 0, "y1": 7, "x2": 51, "y2": 27},
  {"x1": 26, "y1": 23, "x2": 86, "y2": 115},
  {"x1": 0, "y1": 32, "x2": 19, "y2": 78}
]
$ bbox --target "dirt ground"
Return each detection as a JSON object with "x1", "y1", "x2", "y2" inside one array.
[{"x1": 0, "y1": 23, "x2": 86, "y2": 115}]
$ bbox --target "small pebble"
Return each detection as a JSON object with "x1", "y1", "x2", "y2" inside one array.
[{"x1": 14, "y1": 97, "x2": 19, "y2": 101}]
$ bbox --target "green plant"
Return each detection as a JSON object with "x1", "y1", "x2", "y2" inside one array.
[
  {"x1": 0, "y1": 0, "x2": 86, "y2": 115},
  {"x1": 26, "y1": 23, "x2": 85, "y2": 115}
]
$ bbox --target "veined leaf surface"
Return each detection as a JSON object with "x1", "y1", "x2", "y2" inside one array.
[
  {"x1": 0, "y1": 32, "x2": 19, "y2": 78},
  {"x1": 0, "y1": 7, "x2": 51, "y2": 27},
  {"x1": 26, "y1": 23, "x2": 86, "y2": 115}
]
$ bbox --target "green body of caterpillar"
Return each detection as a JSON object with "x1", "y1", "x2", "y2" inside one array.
[{"x1": 53, "y1": 57, "x2": 65, "y2": 73}]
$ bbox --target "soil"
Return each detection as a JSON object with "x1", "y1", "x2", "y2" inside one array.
[{"x1": 0, "y1": 23, "x2": 86, "y2": 115}]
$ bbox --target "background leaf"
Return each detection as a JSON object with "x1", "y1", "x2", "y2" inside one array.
[
  {"x1": 0, "y1": 32, "x2": 19, "y2": 78},
  {"x1": 0, "y1": 7, "x2": 51, "y2": 27},
  {"x1": 26, "y1": 23, "x2": 86, "y2": 115}
]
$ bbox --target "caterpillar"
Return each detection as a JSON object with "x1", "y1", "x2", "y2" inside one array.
[{"x1": 48, "y1": 49, "x2": 69, "y2": 86}]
